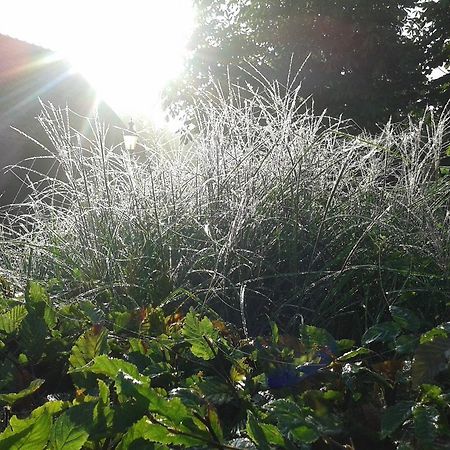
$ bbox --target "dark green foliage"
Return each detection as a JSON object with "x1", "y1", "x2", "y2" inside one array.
[
  {"x1": 166, "y1": 0, "x2": 439, "y2": 129},
  {"x1": 0, "y1": 283, "x2": 448, "y2": 449}
]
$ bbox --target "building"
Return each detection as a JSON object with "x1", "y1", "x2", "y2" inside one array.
[{"x1": 0, "y1": 33, "x2": 122, "y2": 207}]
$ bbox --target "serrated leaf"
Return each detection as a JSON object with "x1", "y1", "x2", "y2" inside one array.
[
  {"x1": 76, "y1": 355, "x2": 146, "y2": 383},
  {"x1": 0, "y1": 305, "x2": 27, "y2": 335},
  {"x1": 0, "y1": 378, "x2": 45, "y2": 406},
  {"x1": 182, "y1": 312, "x2": 219, "y2": 360},
  {"x1": 26, "y1": 282, "x2": 49, "y2": 307},
  {"x1": 380, "y1": 401, "x2": 414, "y2": 438},
  {"x1": 50, "y1": 412, "x2": 89, "y2": 450},
  {"x1": 362, "y1": 322, "x2": 401, "y2": 345},
  {"x1": 412, "y1": 337, "x2": 450, "y2": 388},
  {"x1": 197, "y1": 377, "x2": 235, "y2": 404},
  {"x1": 246, "y1": 411, "x2": 270, "y2": 450},
  {"x1": 413, "y1": 405, "x2": 439, "y2": 447},
  {"x1": 69, "y1": 326, "x2": 110, "y2": 369},
  {"x1": 0, "y1": 411, "x2": 51, "y2": 450},
  {"x1": 389, "y1": 306, "x2": 421, "y2": 332},
  {"x1": 119, "y1": 417, "x2": 206, "y2": 447}
]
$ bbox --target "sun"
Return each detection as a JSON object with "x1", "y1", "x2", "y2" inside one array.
[{"x1": 0, "y1": 0, "x2": 195, "y2": 125}]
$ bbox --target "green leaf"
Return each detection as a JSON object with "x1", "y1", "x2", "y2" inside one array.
[
  {"x1": 0, "y1": 378, "x2": 45, "y2": 406},
  {"x1": 69, "y1": 326, "x2": 110, "y2": 370},
  {"x1": 182, "y1": 312, "x2": 219, "y2": 360},
  {"x1": 412, "y1": 336, "x2": 450, "y2": 388},
  {"x1": 207, "y1": 405, "x2": 223, "y2": 444},
  {"x1": 389, "y1": 306, "x2": 421, "y2": 332},
  {"x1": 77, "y1": 355, "x2": 146, "y2": 383},
  {"x1": 0, "y1": 412, "x2": 51, "y2": 450},
  {"x1": 197, "y1": 377, "x2": 235, "y2": 404},
  {"x1": 338, "y1": 347, "x2": 371, "y2": 362},
  {"x1": 299, "y1": 325, "x2": 336, "y2": 354},
  {"x1": 290, "y1": 425, "x2": 319, "y2": 444},
  {"x1": 420, "y1": 326, "x2": 448, "y2": 344},
  {"x1": 362, "y1": 322, "x2": 401, "y2": 345},
  {"x1": 50, "y1": 412, "x2": 89, "y2": 450},
  {"x1": 246, "y1": 411, "x2": 271, "y2": 450},
  {"x1": 270, "y1": 321, "x2": 279, "y2": 345},
  {"x1": 116, "y1": 417, "x2": 156, "y2": 450},
  {"x1": 259, "y1": 423, "x2": 284, "y2": 447},
  {"x1": 380, "y1": 401, "x2": 414, "y2": 438},
  {"x1": 118, "y1": 417, "x2": 206, "y2": 448},
  {"x1": 0, "y1": 305, "x2": 27, "y2": 335},
  {"x1": 413, "y1": 405, "x2": 439, "y2": 448},
  {"x1": 26, "y1": 282, "x2": 49, "y2": 307}
]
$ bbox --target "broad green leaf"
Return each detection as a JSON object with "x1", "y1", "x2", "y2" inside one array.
[
  {"x1": 116, "y1": 417, "x2": 156, "y2": 450},
  {"x1": 380, "y1": 401, "x2": 414, "y2": 438},
  {"x1": 290, "y1": 425, "x2": 319, "y2": 444},
  {"x1": 259, "y1": 423, "x2": 284, "y2": 447},
  {"x1": 0, "y1": 411, "x2": 51, "y2": 450},
  {"x1": 362, "y1": 322, "x2": 401, "y2": 345},
  {"x1": 395, "y1": 334, "x2": 418, "y2": 355},
  {"x1": 0, "y1": 305, "x2": 27, "y2": 335},
  {"x1": 246, "y1": 411, "x2": 270, "y2": 450},
  {"x1": 413, "y1": 405, "x2": 439, "y2": 447},
  {"x1": 50, "y1": 412, "x2": 89, "y2": 450},
  {"x1": 197, "y1": 377, "x2": 235, "y2": 404},
  {"x1": 299, "y1": 325, "x2": 337, "y2": 355},
  {"x1": 420, "y1": 326, "x2": 448, "y2": 344},
  {"x1": 389, "y1": 306, "x2": 421, "y2": 332},
  {"x1": 76, "y1": 355, "x2": 146, "y2": 383},
  {"x1": 26, "y1": 282, "x2": 49, "y2": 307},
  {"x1": 119, "y1": 417, "x2": 206, "y2": 447},
  {"x1": 0, "y1": 378, "x2": 45, "y2": 406},
  {"x1": 264, "y1": 399, "x2": 304, "y2": 434},
  {"x1": 182, "y1": 312, "x2": 218, "y2": 360},
  {"x1": 69, "y1": 326, "x2": 110, "y2": 369},
  {"x1": 338, "y1": 347, "x2": 371, "y2": 362},
  {"x1": 412, "y1": 337, "x2": 450, "y2": 388},
  {"x1": 31, "y1": 400, "x2": 69, "y2": 418}
]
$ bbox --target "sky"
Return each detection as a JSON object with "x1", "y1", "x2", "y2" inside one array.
[{"x1": 0, "y1": 0, "x2": 195, "y2": 127}]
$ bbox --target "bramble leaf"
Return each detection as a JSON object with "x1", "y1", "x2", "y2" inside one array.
[
  {"x1": 182, "y1": 312, "x2": 219, "y2": 360},
  {"x1": 0, "y1": 305, "x2": 27, "y2": 335},
  {"x1": 49, "y1": 411, "x2": 89, "y2": 450}
]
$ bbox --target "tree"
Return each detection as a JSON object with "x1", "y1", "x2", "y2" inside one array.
[
  {"x1": 411, "y1": 0, "x2": 450, "y2": 109},
  {"x1": 165, "y1": 0, "x2": 433, "y2": 130}
]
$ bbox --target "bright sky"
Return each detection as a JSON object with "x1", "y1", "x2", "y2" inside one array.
[{"x1": 0, "y1": 0, "x2": 195, "y2": 127}]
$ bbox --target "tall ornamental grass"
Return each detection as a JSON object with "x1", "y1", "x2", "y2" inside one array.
[{"x1": 1, "y1": 78, "x2": 449, "y2": 337}]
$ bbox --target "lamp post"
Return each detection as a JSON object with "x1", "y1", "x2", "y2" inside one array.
[{"x1": 123, "y1": 119, "x2": 138, "y2": 151}]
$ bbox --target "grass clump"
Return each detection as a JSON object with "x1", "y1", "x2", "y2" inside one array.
[{"x1": 0, "y1": 79, "x2": 449, "y2": 338}]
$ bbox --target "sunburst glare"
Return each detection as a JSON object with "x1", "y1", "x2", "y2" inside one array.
[{"x1": 0, "y1": 0, "x2": 195, "y2": 125}]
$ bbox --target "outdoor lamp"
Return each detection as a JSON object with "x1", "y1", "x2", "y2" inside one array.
[{"x1": 123, "y1": 119, "x2": 138, "y2": 151}]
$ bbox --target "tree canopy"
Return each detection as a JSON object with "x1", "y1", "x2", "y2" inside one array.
[{"x1": 165, "y1": 0, "x2": 449, "y2": 130}]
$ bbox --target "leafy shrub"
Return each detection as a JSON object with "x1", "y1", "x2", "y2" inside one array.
[{"x1": 0, "y1": 282, "x2": 449, "y2": 449}]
